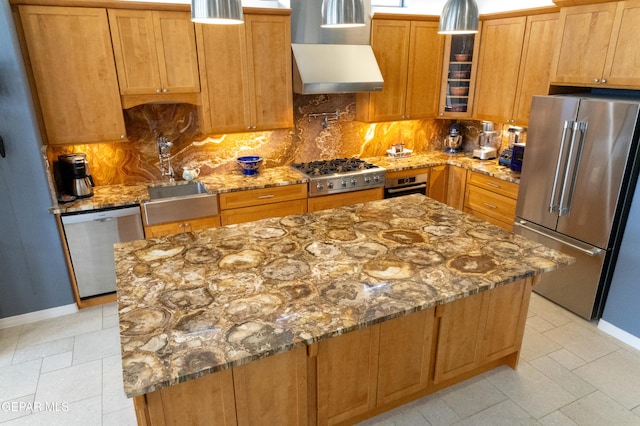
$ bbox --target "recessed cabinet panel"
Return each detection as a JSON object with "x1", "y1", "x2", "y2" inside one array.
[
  {"x1": 108, "y1": 10, "x2": 200, "y2": 97},
  {"x1": 196, "y1": 12, "x2": 293, "y2": 134},
  {"x1": 602, "y1": 0, "x2": 640, "y2": 87},
  {"x1": 473, "y1": 17, "x2": 526, "y2": 124},
  {"x1": 550, "y1": 3, "x2": 617, "y2": 85},
  {"x1": 19, "y1": 6, "x2": 126, "y2": 144},
  {"x1": 357, "y1": 17, "x2": 442, "y2": 122}
]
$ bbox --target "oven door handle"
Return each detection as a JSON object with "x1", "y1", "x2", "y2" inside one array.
[{"x1": 386, "y1": 183, "x2": 427, "y2": 194}]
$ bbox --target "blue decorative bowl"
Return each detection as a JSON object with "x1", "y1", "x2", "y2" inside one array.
[{"x1": 237, "y1": 156, "x2": 263, "y2": 176}]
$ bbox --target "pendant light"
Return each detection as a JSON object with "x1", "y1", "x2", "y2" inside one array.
[
  {"x1": 191, "y1": 0, "x2": 243, "y2": 24},
  {"x1": 321, "y1": 0, "x2": 366, "y2": 28},
  {"x1": 438, "y1": 0, "x2": 479, "y2": 34}
]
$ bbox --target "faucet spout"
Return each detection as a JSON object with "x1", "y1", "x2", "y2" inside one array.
[{"x1": 157, "y1": 134, "x2": 175, "y2": 182}]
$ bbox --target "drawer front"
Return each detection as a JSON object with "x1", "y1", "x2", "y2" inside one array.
[
  {"x1": 221, "y1": 199, "x2": 307, "y2": 226},
  {"x1": 307, "y1": 188, "x2": 384, "y2": 213},
  {"x1": 219, "y1": 184, "x2": 307, "y2": 210},
  {"x1": 467, "y1": 172, "x2": 518, "y2": 199},
  {"x1": 465, "y1": 185, "x2": 516, "y2": 225}
]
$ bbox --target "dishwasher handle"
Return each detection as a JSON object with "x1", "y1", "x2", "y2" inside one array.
[{"x1": 61, "y1": 206, "x2": 141, "y2": 225}]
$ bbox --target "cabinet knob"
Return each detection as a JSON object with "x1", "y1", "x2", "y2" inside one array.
[
  {"x1": 156, "y1": 88, "x2": 162, "y2": 93},
  {"x1": 252, "y1": 126, "x2": 257, "y2": 129},
  {"x1": 162, "y1": 88, "x2": 168, "y2": 94},
  {"x1": 594, "y1": 78, "x2": 600, "y2": 83},
  {"x1": 601, "y1": 78, "x2": 607, "y2": 84},
  {"x1": 120, "y1": 134, "x2": 126, "y2": 139}
]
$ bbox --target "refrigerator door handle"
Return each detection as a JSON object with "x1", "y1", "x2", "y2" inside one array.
[
  {"x1": 550, "y1": 120, "x2": 574, "y2": 213},
  {"x1": 559, "y1": 121, "x2": 587, "y2": 216},
  {"x1": 514, "y1": 220, "x2": 602, "y2": 256}
]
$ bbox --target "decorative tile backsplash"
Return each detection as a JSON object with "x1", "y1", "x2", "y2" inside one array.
[{"x1": 46, "y1": 94, "x2": 455, "y2": 187}]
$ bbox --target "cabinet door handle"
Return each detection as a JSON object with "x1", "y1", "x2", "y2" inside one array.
[
  {"x1": 484, "y1": 203, "x2": 497, "y2": 209},
  {"x1": 601, "y1": 78, "x2": 607, "y2": 84},
  {"x1": 594, "y1": 78, "x2": 600, "y2": 83},
  {"x1": 486, "y1": 182, "x2": 500, "y2": 189},
  {"x1": 258, "y1": 194, "x2": 275, "y2": 199}
]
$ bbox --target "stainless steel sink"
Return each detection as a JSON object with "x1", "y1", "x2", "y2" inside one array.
[
  {"x1": 143, "y1": 182, "x2": 218, "y2": 226},
  {"x1": 147, "y1": 181, "x2": 208, "y2": 200}
]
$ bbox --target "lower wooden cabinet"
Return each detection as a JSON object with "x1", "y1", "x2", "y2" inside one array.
[
  {"x1": 317, "y1": 327, "x2": 381, "y2": 425},
  {"x1": 428, "y1": 165, "x2": 467, "y2": 210},
  {"x1": 140, "y1": 368, "x2": 237, "y2": 426},
  {"x1": 219, "y1": 184, "x2": 307, "y2": 225},
  {"x1": 233, "y1": 347, "x2": 308, "y2": 426},
  {"x1": 377, "y1": 308, "x2": 434, "y2": 405},
  {"x1": 307, "y1": 188, "x2": 384, "y2": 213},
  {"x1": 433, "y1": 279, "x2": 530, "y2": 386},
  {"x1": 143, "y1": 215, "x2": 221, "y2": 238},
  {"x1": 464, "y1": 171, "x2": 518, "y2": 230},
  {"x1": 132, "y1": 278, "x2": 534, "y2": 426}
]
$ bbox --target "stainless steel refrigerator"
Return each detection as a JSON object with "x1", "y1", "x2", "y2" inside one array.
[{"x1": 514, "y1": 94, "x2": 640, "y2": 320}]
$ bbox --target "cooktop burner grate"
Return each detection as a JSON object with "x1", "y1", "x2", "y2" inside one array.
[{"x1": 291, "y1": 158, "x2": 380, "y2": 176}]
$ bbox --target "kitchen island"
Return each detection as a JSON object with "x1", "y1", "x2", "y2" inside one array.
[{"x1": 115, "y1": 194, "x2": 573, "y2": 426}]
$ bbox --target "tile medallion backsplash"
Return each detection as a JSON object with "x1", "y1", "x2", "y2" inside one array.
[{"x1": 46, "y1": 94, "x2": 454, "y2": 188}]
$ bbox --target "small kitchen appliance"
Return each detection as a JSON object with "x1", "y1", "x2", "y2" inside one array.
[
  {"x1": 510, "y1": 143, "x2": 526, "y2": 172},
  {"x1": 58, "y1": 153, "x2": 94, "y2": 198},
  {"x1": 473, "y1": 121, "x2": 498, "y2": 160},
  {"x1": 499, "y1": 126, "x2": 527, "y2": 167},
  {"x1": 444, "y1": 123, "x2": 463, "y2": 154},
  {"x1": 291, "y1": 158, "x2": 385, "y2": 197}
]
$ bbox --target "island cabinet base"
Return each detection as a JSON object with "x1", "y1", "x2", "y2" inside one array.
[{"x1": 132, "y1": 277, "x2": 536, "y2": 426}]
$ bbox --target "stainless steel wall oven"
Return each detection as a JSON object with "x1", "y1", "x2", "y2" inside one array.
[{"x1": 384, "y1": 172, "x2": 428, "y2": 198}]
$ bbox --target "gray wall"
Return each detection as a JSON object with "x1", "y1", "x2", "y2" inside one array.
[
  {"x1": 0, "y1": 1, "x2": 74, "y2": 319},
  {"x1": 602, "y1": 185, "x2": 640, "y2": 338}
]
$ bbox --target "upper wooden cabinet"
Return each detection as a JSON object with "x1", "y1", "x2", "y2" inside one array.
[
  {"x1": 196, "y1": 11, "x2": 293, "y2": 134},
  {"x1": 108, "y1": 10, "x2": 200, "y2": 106},
  {"x1": 438, "y1": 31, "x2": 481, "y2": 118},
  {"x1": 551, "y1": 1, "x2": 640, "y2": 87},
  {"x1": 474, "y1": 13, "x2": 558, "y2": 125},
  {"x1": 19, "y1": 6, "x2": 126, "y2": 145},
  {"x1": 357, "y1": 16, "x2": 444, "y2": 122}
]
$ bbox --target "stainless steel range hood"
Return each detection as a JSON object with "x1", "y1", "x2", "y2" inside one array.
[{"x1": 290, "y1": 0, "x2": 384, "y2": 94}]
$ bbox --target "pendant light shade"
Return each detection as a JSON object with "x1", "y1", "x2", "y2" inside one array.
[
  {"x1": 191, "y1": 0, "x2": 243, "y2": 24},
  {"x1": 321, "y1": 0, "x2": 366, "y2": 28},
  {"x1": 438, "y1": 0, "x2": 479, "y2": 34}
]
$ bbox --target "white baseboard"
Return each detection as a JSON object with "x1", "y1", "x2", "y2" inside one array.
[
  {"x1": 598, "y1": 319, "x2": 640, "y2": 351},
  {"x1": 0, "y1": 303, "x2": 78, "y2": 329}
]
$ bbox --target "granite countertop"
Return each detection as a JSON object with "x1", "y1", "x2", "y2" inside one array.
[
  {"x1": 115, "y1": 194, "x2": 573, "y2": 397},
  {"x1": 52, "y1": 154, "x2": 518, "y2": 214}
]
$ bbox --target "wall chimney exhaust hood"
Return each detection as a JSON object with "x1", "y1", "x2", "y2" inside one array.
[{"x1": 290, "y1": 0, "x2": 384, "y2": 94}]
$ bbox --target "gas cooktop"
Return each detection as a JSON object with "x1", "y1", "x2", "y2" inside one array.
[{"x1": 291, "y1": 158, "x2": 385, "y2": 197}]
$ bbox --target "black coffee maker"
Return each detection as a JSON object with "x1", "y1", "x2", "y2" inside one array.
[{"x1": 58, "y1": 153, "x2": 94, "y2": 198}]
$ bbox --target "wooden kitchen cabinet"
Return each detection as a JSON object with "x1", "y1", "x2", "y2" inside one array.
[
  {"x1": 196, "y1": 10, "x2": 293, "y2": 134},
  {"x1": 140, "y1": 368, "x2": 237, "y2": 426},
  {"x1": 108, "y1": 10, "x2": 200, "y2": 107},
  {"x1": 317, "y1": 326, "x2": 381, "y2": 426},
  {"x1": 143, "y1": 215, "x2": 221, "y2": 238},
  {"x1": 233, "y1": 347, "x2": 308, "y2": 426},
  {"x1": 307, "y1": 188, "x2": 384, "y2": 213},
  {"x1": 357, "y1": 16, "x2": 444, "y2": 122},
  {"x1": 19, "y1": 6, "x2": 126, "y2": 145},
  {"x1": 551, "y1": 1, "x2": 640, "y2": 88},
  {"x1": 474, "y1": 12, "x2": 558, "y2": 125},
  {"x1": 377, "y1": 307, "x2": 435, "y2": 405},
  {"x1": 428, "y1": 165, "x2": 467, "y2": 210},
  {"x1": 438, "y1": 30, "x2": 481, "y2": 118},
  {"x1": 474, "y1": 17, "x2": 527, "y2": 124},
  {"x1": 219, "y1": 184, "x2": 307, "y2": 225},
  {"x1": 464, "y1": 171, "x2": 518, "y2": 231},
  {"x1": 433, "y1": 278, "x2": 530, "y2": 385}
]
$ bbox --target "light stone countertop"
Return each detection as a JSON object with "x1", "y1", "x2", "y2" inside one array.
[
  {"x1": 51, "y1": 153, "x2": 519, "y2": 214},
  {"x1": 115, "y1": 194, "x2": 573, "y2": 397}
]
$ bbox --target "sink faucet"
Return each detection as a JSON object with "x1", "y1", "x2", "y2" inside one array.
[{"x1": 157, "y1": 134, "x2": 174, "y2": 182}]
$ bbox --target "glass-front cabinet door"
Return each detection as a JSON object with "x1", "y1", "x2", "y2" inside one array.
[{"x1": 438, "y1": 30, "x2": 481, "y2": 118}]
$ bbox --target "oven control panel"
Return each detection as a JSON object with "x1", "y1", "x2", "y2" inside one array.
[{"x1": 308, "y1": 171, "x2": 386, "y2": 197}]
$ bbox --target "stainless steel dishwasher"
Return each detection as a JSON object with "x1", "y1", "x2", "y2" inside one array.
[{"x1": 61, "y1": 206, "x2": 144, "y2": 298}]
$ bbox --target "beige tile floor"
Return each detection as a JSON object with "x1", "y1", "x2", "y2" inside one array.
[{"x1": 0, "y1": 293, "x2": 639, "y2": 425}]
